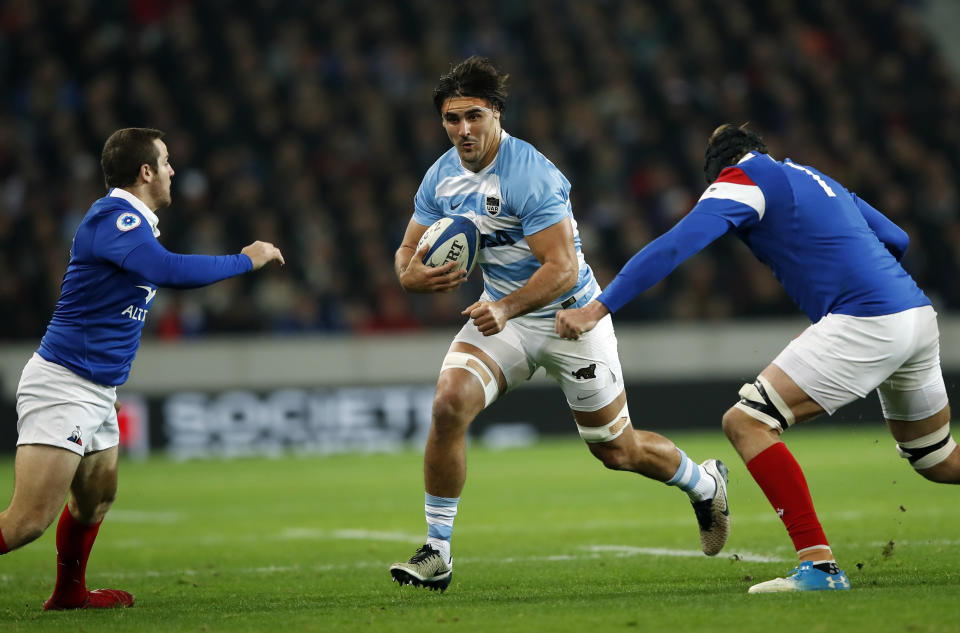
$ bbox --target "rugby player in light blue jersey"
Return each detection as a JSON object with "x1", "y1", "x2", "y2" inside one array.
[
  {"x1": 0, "y1": 128, "x2": 284, "y2": 610},
  {"x1": 557, "y1": 124, "x2": 960, "y2": 593},
  {"x1": 389, "y1": 57, "x2": 730, "y2": 592}
]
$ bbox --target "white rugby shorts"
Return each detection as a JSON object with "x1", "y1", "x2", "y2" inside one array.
[
  {"x1": 773, "y1": 305, "x2": 948, "y2": 421},
  {"x1": 16, "y1": 353, "x2": 120, "y2": 456},
  {"x1": 453, "y1": 313, "x2": 625, "y2": 412}
]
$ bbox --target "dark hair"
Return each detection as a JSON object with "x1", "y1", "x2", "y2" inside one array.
[
  {"x1": 703, "y1": 123, "x2": 767, "y2": 183},
  {"x1": 432, "y1": 56, "x2": 509, "y2": 115},
  {"x1": 100, "y1": 127, "x2": 165, "y2": 189}
]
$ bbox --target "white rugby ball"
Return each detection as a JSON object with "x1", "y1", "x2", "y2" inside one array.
[{"x1": 417, "y1": 216, "x2": 480, "y2": 276}]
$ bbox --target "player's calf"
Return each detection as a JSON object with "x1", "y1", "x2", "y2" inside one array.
[{"x1": 0, "y1": 510, "x2": 58, "y2": 552}]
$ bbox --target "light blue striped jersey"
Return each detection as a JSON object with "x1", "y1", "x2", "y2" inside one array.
[{"x1": 413, "y1": 131, "x2": 598, "y2": 317}]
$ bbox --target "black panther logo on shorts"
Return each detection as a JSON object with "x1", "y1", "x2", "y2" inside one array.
[{"x1": 571, "y1": 363, "x2": 597, "y2": 380}]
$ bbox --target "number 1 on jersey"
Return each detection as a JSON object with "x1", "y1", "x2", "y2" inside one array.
[{"x1": 786, "y1": 162, "x2": 836, "y2": 197}]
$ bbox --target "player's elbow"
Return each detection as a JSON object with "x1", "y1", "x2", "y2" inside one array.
[{"x1": 892, "y1": 231, "x2": 909, "y2": 260}]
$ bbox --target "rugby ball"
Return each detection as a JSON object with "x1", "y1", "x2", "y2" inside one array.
[{"x1": 417, "y1": 216, "x2": 480, "y2": 276}]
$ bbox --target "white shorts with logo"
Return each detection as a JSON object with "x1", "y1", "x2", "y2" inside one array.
[
  {"x1": 773, "y1": 305, "x2": 948, "y2": 421},
  {"x1": 453, "y1": 313, "x2": 624, "y2": 412},
  {"x1": 16, "y1": 353, "x2": 120, "y2": 456}
]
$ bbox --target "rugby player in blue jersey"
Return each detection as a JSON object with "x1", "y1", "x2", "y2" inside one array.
[
  {"x1": 556, "y1": 123, "x2": 960, "y2": 593},
  {"x1": 389, "y1": 57, "x2": 730, "y2": 592},
  {"x1": 0, "y1": 128, "x2": 284, "y2": 609}
]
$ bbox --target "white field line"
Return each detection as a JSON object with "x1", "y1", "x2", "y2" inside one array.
[
  {"x1": 584, "y1": 545, "x2": 782, "y2": 563},
  {"x1": 8, "y1": 535, "x2": 960, "y2": 585},
  {"x1": 75, "y1": 545, "x2": 782, "y2": 581}
]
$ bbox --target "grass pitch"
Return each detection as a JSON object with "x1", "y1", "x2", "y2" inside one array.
[{"x1": 0, "y1": 426, "x2": 958, "y2": 632}]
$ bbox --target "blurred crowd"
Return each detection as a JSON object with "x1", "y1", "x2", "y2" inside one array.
[{"x1": 2, "y1": 0, "x2": 959, "y2": 340}]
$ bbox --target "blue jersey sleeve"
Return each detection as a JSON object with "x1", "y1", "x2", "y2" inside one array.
[
  {"x1": 692, "y1": 165, "x2": 767, "y2": 229},
  {"x1": 598, "y1": 212, "x2": 732, "y2": 314},
  {"x1": 91, "y1": 207, "x2": 159, "y2": 265},
  {"x1": 850, "y1": 192, "x2": 908, "y2": 261},
  {"x1": 92, "y1": 207, "x2": 252, "y2": 287},
  {"x1": 121, "y1": 239, "x2": 252, "y2": 288},
  {"x1": 501, "y1": 145, "x2": 570, "y2": 236},
  {"x1": 413, "y1": 167, "x2": 443, "y2": 227},
  {"x1": 513, "y1": 166, "x2": 570, "y2": 236}
]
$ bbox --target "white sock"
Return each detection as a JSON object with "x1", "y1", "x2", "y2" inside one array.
[
  {"x1": 426, "y1": 537, "x2": 452, "y2": 563},
  {"x1": 666, "y1": 449, "x2": 717, "y2": 502}
]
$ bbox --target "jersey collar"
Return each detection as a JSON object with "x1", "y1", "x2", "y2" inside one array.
[{"x1": 109, "y1": 188, "x2": 161, "y2": 237}]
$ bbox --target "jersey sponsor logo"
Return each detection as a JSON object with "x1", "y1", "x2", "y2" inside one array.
[
  {"x1": 485, "y1": 196, "x2": 501, "y2": 217},
  {"x1": 117, "y1": 212, "x2": 142, "y2": 231},
  {"x1": 450, "y1": 199, "x2": 462, "y2": 210},
  {"x1": 122, "y1": 305, "x2": 149, "y2": 322},
  {"x1": 479, "y1": 230, "x2": 515, "y2": 249},
  {"x1": 136, "y1": 285, "x2": 158, "y2": 305}
]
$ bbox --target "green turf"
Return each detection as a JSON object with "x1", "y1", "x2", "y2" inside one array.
[{"x1": 0, "y1": 426, "x2": 958, "y2": 632}]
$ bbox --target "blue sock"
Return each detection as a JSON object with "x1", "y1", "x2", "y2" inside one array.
[
  {"x1": 424, "y1": 492, "x2": 459, "y2": 562},
  {"x1": 666, "y1": 449, "x2": 716, "y2": 501}
]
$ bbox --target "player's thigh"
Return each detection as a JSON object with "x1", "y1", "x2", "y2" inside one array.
[
  {"x1": 448, "y1": 317, "x2": 532, "y2": 393},
  {"x1": 572, "y1": 390, "x2": 638, "y2": 464},
  {"x1": 769, "y1": 311, "x2": 920, "y2": 422},
  {"x1": 886, "y1": 405, "x2": 950, "y2": 442},
  {"x1": 6, "y1": 444, "x2": 80, "y2": 526},
  {"x1": 757, "y1": 363, "x2": 825, "y2": 423},
  {"x1": 877, "y1": 305, "x2": 948, "y2": 431},
  {"x1": 572, "y1": 390, "x2": 627, "y2": 428},
  {"x1": 16, "y1": 354, "x2": 120, "y2": 456},
  {"x1": 70, "y1": 446, "x2": 120, "y2": 521},
  {"x1": 432, "y1": 319, "x2": 529, "y2": 426},
  {"x1": 540, "y1": 314, "x2": 625, "y2": 414}
]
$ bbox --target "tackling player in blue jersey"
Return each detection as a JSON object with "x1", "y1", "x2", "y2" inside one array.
[
  {"x1": 0, "y1": 128, "x2": 284, "y2": 610},
  {"x1": 556, "y1": 123, "x2": 960, "y2": 593},
  {"x1": 389, "y1": 57, "x2": 731, "y2": 592}
]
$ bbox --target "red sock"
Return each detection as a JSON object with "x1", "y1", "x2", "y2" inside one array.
[
  {"x1": 746, "y1": 442, "x2": 830, "y2": 554},
  {"x1": 49, "y1": 505, "x2": 102, "y2": 607},
  {"x1": 0, "y1": 528, "x2": 8, "y2": 554}
]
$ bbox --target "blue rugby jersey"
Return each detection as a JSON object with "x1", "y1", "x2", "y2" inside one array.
[
  {"x1": 38, "y1": 188, "x2": 252, "y2": 386},
  {"x1": 413, "y1": 130, "x2": 599, "y2": 317},
  {"x1": 599, "y1": 152, "x2": 929, "y2": 322}
]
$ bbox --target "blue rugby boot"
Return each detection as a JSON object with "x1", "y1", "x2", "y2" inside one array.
[{"x1": 748, "y1": 561, "x2": 851, "y2": 593}]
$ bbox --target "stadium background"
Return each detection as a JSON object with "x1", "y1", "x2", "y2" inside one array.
[{"x1": 2, "y1": 0, "x2": 960, "y2": 457}]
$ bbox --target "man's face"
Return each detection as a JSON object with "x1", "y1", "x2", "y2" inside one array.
[
  {"x1": 441, "y1": 97, "x2": 501, "y2": 172},
  {"x1": 148, "y1": 138, "x2": 175, "y2": 209}
]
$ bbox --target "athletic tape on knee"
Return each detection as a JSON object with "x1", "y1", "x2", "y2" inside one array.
[
  {"x1": 441, "y1": 352, "x2": 500, "y2": 407},
  {"x1": 577, "y1": 403, "x2": 631, "y2": 443},
  {"x1": 733, "y1": 375, "x2": 796, "y2": 431},
  {"x1": 896, "y1": 423, "x2": 957, "y2": 470}
]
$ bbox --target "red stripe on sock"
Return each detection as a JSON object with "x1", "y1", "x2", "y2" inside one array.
[
  {"x1": 0, "y1": 528, "x2": 8, "y2": 554},
  {"x1": 746, "y1": 442, "x2": 830, "y2": 553},
  {"x1": 49, "y1": 505, "x2": 102, "y2": 607}
]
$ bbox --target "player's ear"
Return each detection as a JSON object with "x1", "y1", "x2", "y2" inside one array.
[{"x1": 139, "y1": 162, "x2": 154, "y2": 183}]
